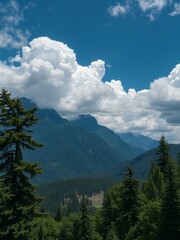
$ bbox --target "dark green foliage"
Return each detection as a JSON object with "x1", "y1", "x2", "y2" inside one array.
[
  {"x1": 106, "y1": 225, "x2": 118, "y2": 240},
  {"x1": 78, "y1": 196, "x2": 92, "y2": 240},
  {"x1": 54, "y1": 206, "x2": 62, "y2": 222},
  {"x1": 30, "y1": 216, "x2": 60, "y2": 240},
  {"x1": 155, "y1": 135, "x2": 170, "y2": 176},
  {"x1": 0, "y1": 89, "x2": 42, "y2": 239},
  {"x1": 38, "y1": 221, "x2": 43, "y2": 240},
  {"x1": 142, "y1": 164, "x2": 165, "y2": 201},
  {"x1": 116, "y1": 167, "x2": 140, "y2": 240},
  {"x1": 102, "y1": 192, "x2": 115, "y2": 239},
  {"x1": 158, "y1": 160, "x2": 180, "y2": 239},
  {"x1": 72, "y1": 219, "x2": 80, "y2": 240},
  {"x1": 38, "y1": 177, "x2": 114, "y2": 214},
  {"x1": 125, "y1": 200, "x2": 161, "y2": 240}
]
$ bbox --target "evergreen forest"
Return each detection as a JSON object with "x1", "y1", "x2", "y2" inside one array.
[{"x1": 0, "y1": 89, "x2": 180, "y2": 240}]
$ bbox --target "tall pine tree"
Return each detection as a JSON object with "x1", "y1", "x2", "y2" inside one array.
[
  {"x1": 78, "y1": 196, "x2": 92, "y2": 240},
  {"x1": 155, "y1": 135, "x2": 169, "y2": 176},
  {"x1": 142, "y1": 163, "x2": 165, "y2": 201},
  {"x1": 102, "y1": 191, "x2": 115, "y2": 239},
  {"x1": 116, "y1": 167, "x2": 140, "y2": 240},
  {"x1": 0, "y1": 89, "x2": 43, "y2": 240},
  {"x1": 158, "y1": 160, "x2": 180, "y2": 240}
]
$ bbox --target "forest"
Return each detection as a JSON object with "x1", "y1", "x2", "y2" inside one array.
[{"x1": 0, "y1": 89, "x2": 180, "y2": 240}]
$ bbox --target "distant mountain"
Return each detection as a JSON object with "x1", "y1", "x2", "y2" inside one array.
[
  {"x1": 106, "y1": 144, "x2": 180, "y2": 180},
  {"x1": 71, "y1": 115, "x2": 144, "y2": 161},
  {"x1": 118, "y1": 132, "x2": 159, "y2": 151},
  {"x1": 21, "y1": 99, "x2": 126, "y2": 183}
]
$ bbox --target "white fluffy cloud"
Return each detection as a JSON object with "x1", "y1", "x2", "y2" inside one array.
[{"x1": 0, "y1": 37, "x2": 180, "y2": 143}]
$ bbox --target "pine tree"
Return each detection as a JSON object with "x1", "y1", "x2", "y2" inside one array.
[
  {"x1": 156, "y1": 135, "x2": 169, "y2": 176},
  {"x1": 0, "y1": 89, "x2": 43, "y2": 240},
  {"x1": 106, "y1": 224, "x2": 119, "y2": 240},
  {"x1": 102, "y1": 191, "x2": 115, "y2": 239},
  {"x1": 72, "y1": 218, "x2": 80, "y2": 240},
  {"x1": 116, "y1": 167, "x2": 140, "y2": 240},
  {"x1": 55, "y1": 206, "x2": 62, "y2": 222},
  {"x1": 78, "y1": 196, "x2": 92, "y2": 240},
  {"x1": 142, "y1": 164, "x2": 165, "y2": 201},
  {"x1": 158, "y1": 160, "x2": 180, "y2": 240}
]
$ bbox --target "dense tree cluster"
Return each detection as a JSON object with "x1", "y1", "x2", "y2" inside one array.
[
  {"x1": 0, "y1": 89, "x2": 43, "y2": 239},
  {"x1": 0, "y1": 89, "x2": 180, "y2": 239}
]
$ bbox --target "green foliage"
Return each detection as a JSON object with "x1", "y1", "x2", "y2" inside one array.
[
  {"x1": 106, "y1": 225, "x2": 119, "y2": 240},
  {"x1": 102, "y1": 192, "x2": 115, "y2": 239},
  {"x1": 115, "y1": 167, "x2": 140, "y2": 240},
  {"x1": 158, "y1": 160, "x2": 180, "y2": 239},
  {"x1": 54, "y1": 206, "x2": 62, "y2": 222},
  {"x1": 125, "y1": 200, "x2": 161, "y2": 240},
  {"x1": 30, "y1": 217, "x2": 60, "y2": 240},
  {"x1": 155, "y1": 135, "x2": 170, "y2": 176},
  {"x1": 0, "y1": 89, "x2": 43, "y2": 239},
  {"x1": 38, "y1": 177, "x2": 114, "y2": 214},
  {"x1": 59, "y1": 213, "x2": 78, "y2": 240},
  {"x1": 142, "y1": 164, "x2": 165, "y2": 201},
  {"x1": 78, "y1": 196, "x2": 93, "y2": 240}
]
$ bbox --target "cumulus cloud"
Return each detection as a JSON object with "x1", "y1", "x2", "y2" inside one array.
[
  {"x1": 0, "y1": 37, "x2": 180, "y2": 143},
  {"x1": 0, "y1": 0, "x2": 35, "y2": 48}
]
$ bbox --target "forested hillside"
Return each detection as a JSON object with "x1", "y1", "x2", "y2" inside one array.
[
  {"x1": 37, "y1": 177, "x2": 115, "y2": 214},
  {"x1": 21, "y1": 98, "x2": 127, "y2": 183},
  {"x1": 106, "y1": 143, "x2": 180, "y2": 180},
  {"x1": 0, "y1": 91, "x2": 180, "y2": 240}
]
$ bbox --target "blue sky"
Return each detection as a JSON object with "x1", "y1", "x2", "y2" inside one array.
[{"x1": 0, "y1": 0, "x2": 180, "y2": 142}]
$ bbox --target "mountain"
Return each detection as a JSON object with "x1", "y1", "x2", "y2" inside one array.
[
  {"x1": 21, "y1": 98, "x2": 126, "y2": 183},
  {"x1": 106, "y1": 144, "x2": 180, "y2": 180},
  {"x1": 118, "y1": 132, "x2": 159, "y2": 151},
  {"x1": 71, "y1": 115, "x2": 144, "y2": 161}
]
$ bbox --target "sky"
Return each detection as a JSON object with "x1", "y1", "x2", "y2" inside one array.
[{"x1": 0, "y1": 0, "x2": 180, "y2": 143}]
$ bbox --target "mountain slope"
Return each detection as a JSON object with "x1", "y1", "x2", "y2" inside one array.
[
  {"x1": 119, "y1": 132, "x2": 159, "y2": 151},
  {"x1": 106, "y1": 144, "x2": 180, "y2": 180},
  {"x1": 71, "y1": 115, "x2": 144, "y2": 161},
  {"x1": 21, "y1": 99, "x2": 125, "y2": 183}
]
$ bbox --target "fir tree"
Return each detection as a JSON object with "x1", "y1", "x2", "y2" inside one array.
[
  {"x1": 142, "y1": 164, "x2": 165, "y2": 201},
  {"x1": 116, "y1": 167, "x2": 140, "y2": 240},
  {"x1": 102, "y1": 191, "x2": 115, "y2": 239},
  {"x1": 158, "y1": 160, "x2": 180, "y2": 240},
  {"x1": 55, "y1": 206, "x2": 62, "y2": 222},
  {"x1": 156, "y1": 135, "x2": 169, "y2": 176},
  {"x1": 78, "y1": 196, "x2": 92, "y2": 240},
  {"x1": 72, "y1": 218, "x2": 80, "y2": 240},
  {"x1": 0, "y1": 89, "x2": 43, "y2": 240},
  {"x1": 106, "y1": 224, "x2": 119, "y2": 240}
]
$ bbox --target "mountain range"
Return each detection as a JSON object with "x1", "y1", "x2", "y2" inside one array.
[
  {"x1": 20, "y1": 98, "x2": 179, "y2": 183},
  {"x1": 106, "y1": 143, "x2": 180, "y2": 180}
]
